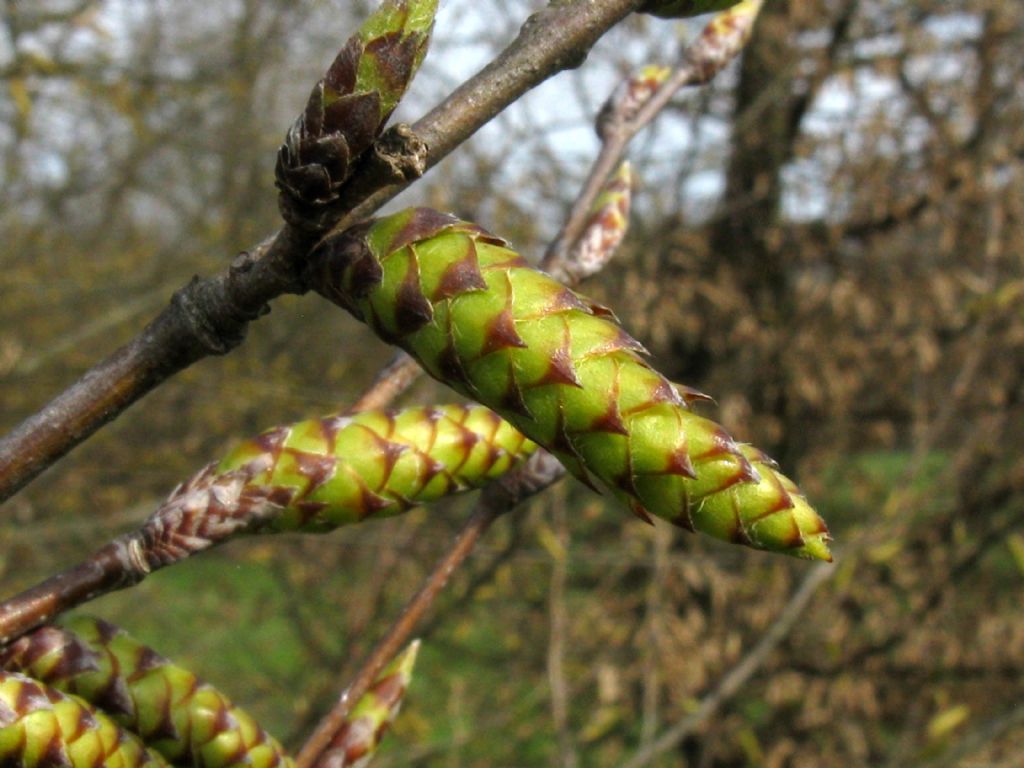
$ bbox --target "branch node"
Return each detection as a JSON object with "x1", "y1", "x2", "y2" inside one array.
[
  {"x1": 170, "y1": 277, "x2": 256, "y2": 357},
  {"x1": 484, "y1": 451, "x2": 566, "y2": 510},
  {"x1": 335, "y1": 124, "x2": 429, "y2": 211},
  {"x1": 372, "y1": 123, "x2": 429, "y2": 182},
  {"x1": 228, "y1": 249, "x2": 257, "y2": 275}
]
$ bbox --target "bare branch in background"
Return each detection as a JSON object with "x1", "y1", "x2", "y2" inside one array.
[
  {"x1": 546, "y1": 484, "x2": 578, "y2": 768},
  {"x1": 622, "y1": 563, "x2": 833, "y2": 768},
  {"x1": 544, "y1": 0, "x2": 765, "y2": 270}
]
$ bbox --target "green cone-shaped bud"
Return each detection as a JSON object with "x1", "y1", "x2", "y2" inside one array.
[
  {"x1": 0, "y1": 671, "x2": 169, "y2": 768},
  {"x1": 309, "y1": 208, "x2": 831, "y2": 560},
  {"x1": 136, "y1": 404, "x2": 536, "y2": 568},
  {"x1": 276, "y1": 0, "x2": 437, "y2": 227},
  {"x1": 639, "y1": 0, "x2": 741, "y2": 19},
  {"x1": 0, "y1": 618, "x2": 291, "y2": 768},
  {"x1": 320, "y1": 640, "x2": 420, "y2": 768}
]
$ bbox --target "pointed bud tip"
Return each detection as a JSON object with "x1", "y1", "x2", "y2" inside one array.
[
  {"x1": 361, "y1": 0, "x2": 438, "y2": 39},
  {"x1": 795, "y1": 534, "x2": 833, "y2": 562},
  {"x1": 395, "y1": 638, "x2": 421, "y2": 679}
]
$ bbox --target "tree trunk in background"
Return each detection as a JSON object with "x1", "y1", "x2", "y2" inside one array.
[
  {"x1": 708, "y1": 0, "x2": 850, "y2": 464},
  {"x1": 712, "y1": 0, "x2": 797, "y2": 300}
]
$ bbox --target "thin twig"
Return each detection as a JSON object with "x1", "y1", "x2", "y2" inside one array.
[
  {"x1": 546, "y1": 484, "x2": 578, "y2": 768},
  {"x1": 621, "y1": 563, "x2": 834, "y2": 768},
  {"x1": 345, "y1": 351, "x2": 423, "y2": 414},
  {"x1": 0, "y1": 337, "x2": 498, "y2": 644},
  {"x1": 0, "y1": 539, "x2": 145, "y2": 646},
  {"x1": 640, "y1": 523, "x2": 671, "y2": 746},
  {"x1": 295, "y1": 508, "x2": 497, "y2": 768},
  {"x1": 0, "y1": 0, "x2": 646, "y2": 504},
  {"x1": 297, "y1": 451, "x2": 566, "y2": 768},
  {"x1": 543, "y1": 0, "x2": 764, "y2": 272}
]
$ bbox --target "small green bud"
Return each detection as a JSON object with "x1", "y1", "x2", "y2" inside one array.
[
  {"x1": 596, "y1": 66, "x2": 671, "y2": 139},
  {"x1": 0, "y1": 671, "x2": 169, "y2": 768},
  {"x1": 0, "y1": 404, "x2": 537, "y2": 642},
  {"x1": 322, "y1": 640, "x2": 420, "y2": 767},
  {"x1": 683, "y1": 0, "x2": 764, "y2": 78},
  {"x1": 561, "y1": 161, "x2": 632, "y2": 282},
  {"x1": 0, "y1": 618, "x2": 291, "y2": 768},
  {"x1": 138, "y1": 404, "x2": 536, "y2": 569}
]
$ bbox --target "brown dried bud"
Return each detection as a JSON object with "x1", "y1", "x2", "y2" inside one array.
[{"x1": 276, "y1": 0, "x2": 437, "y2": 230}]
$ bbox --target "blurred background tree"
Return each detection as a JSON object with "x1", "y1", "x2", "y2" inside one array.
[{"x1": 1, "y1": 0, "x2": 1022, "y2": 765}]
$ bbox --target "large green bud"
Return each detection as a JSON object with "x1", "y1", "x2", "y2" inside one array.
[
  {"x1": 638, "y1": 0, "x2": 741, "y2": 19},
  {"x1": 309, "y1": 208, "x2": 831, "y2": 560},
  {"x1": 0, "y1": 671, "x2": 168, "y2": 768},
  {"x1": 276, "y1": 0, "x2": 437, "y2": 228},
  {"x1": 0, "y1": 617, "x2": 290, "y2": 768},
  {"x1": 139, "y1": 404, "x2": 536, "y2": 568}
]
